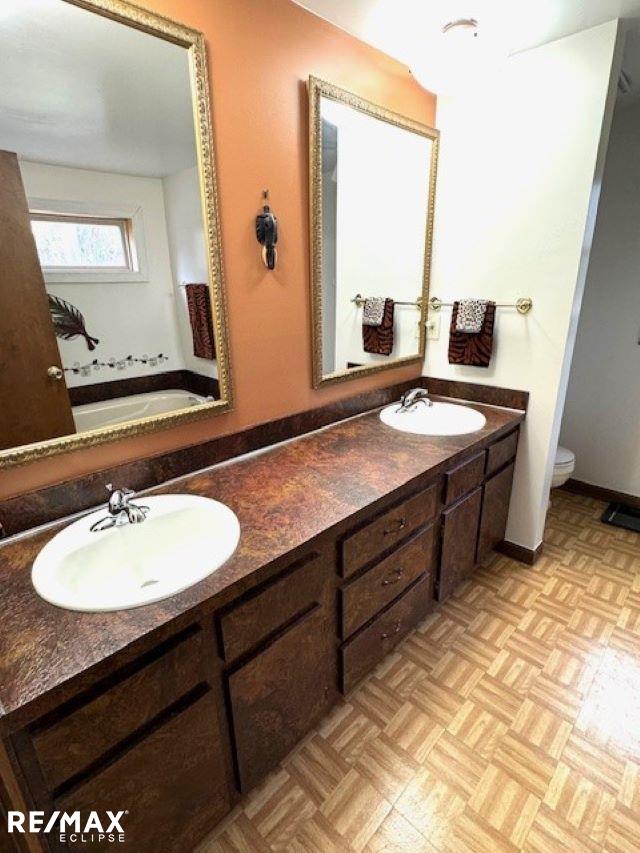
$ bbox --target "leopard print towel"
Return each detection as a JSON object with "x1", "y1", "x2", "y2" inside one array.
[
  {"x1": 362, "y1": 296, "x2": 386, "y2": 327},
  {"x1": 455, "y1": 298, "x2": 489, "y2": 333}
]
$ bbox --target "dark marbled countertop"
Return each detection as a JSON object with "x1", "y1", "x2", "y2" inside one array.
[{"x1": 0, "y1": 397, "x2": 524, "y2": 732}]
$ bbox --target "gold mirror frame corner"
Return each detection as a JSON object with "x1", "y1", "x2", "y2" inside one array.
[
  {"x1": 307, "y1": 75, "x2": 440, "y2": 389},
  {"x1": 1, "y1": 0, "x2": 233, "y2": 469}
]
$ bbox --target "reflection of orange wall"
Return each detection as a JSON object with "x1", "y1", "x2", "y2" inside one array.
[{"x1": 1, "y1": 0, "x2": 436, "y2": 499}]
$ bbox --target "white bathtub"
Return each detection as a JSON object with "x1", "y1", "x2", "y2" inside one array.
[{"x1": 73, "y1": 389, "x2": 209, "y2": 432}]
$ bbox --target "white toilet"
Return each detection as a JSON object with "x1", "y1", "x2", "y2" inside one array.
[{"x1": 552, "y1": 446, "x2": 575, "y2": 488}]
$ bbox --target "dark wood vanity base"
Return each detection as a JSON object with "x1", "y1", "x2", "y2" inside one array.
[{"x1": 0, "y1": 398, "x2": 523, "y2": 851}]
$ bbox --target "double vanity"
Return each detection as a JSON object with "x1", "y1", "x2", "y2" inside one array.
[
  {"x1": 0, "y1": 1, "x2": 527, "y2": 850},
  {"x1": 0, "y1": 392, "x2": 523, "y2": 851}
]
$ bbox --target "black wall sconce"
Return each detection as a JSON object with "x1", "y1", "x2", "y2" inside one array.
[{"x1": 256, "y1": 189, "x2": 278, "y2": 270}]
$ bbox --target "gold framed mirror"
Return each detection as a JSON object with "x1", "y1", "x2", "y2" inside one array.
[
  {"x1": 308, "y1": 76, "x2": 439, "y2": 388},
  {"x1": 0, "y1": 0, "x2": 232, "y2": 467}
]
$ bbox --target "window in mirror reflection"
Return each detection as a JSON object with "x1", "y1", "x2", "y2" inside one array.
[
  {"x1": 31, "y1": 214, "x2": 134, "y2": 271},
  {"x1": 0, "y1": 0, "x2": 220, "y2": 453}
]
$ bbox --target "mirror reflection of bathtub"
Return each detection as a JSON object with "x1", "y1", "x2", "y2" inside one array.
[
  {"x1": 0, "y1": 0, "x2": 232, "y2": 466},
  {"x1": 72, "y1": 390, "x2": 210, "y2": 432}
]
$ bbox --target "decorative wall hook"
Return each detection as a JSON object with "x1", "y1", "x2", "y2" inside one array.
[{"x1": 256, "y1": 189, "x2": 278, "y2": 270}]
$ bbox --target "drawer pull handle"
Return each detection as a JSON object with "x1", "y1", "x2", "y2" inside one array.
[
  {"x1": 382, "y1": 568, "x2": 404, "y2": 586},
  {"x1": 383, "y1": 517, "x2": 406, "y2": 536},
  {"x1": 381, "y1": 619, "x2": 402, "y2": 639}
]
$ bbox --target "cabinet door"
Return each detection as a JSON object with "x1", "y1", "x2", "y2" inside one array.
[
  {"x1": 437, "y1": 487, "x2": 482, "y2": 601},
  {"x1": 477, "y1": 462, "x2": 515, "y2": 563},
  {"x1": 219, "y1": 550, "x2": 327, "y2": 661},
  {"x1": 228, "y1": 605, "x2": 335, "y2": 792},
  {"x1": 57, "y1": 690, "x2": 231, "y2": 853}
]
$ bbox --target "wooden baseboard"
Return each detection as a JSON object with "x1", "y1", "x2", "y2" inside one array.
[
  {"x1": 560, "y1": 478, "x2": 640, "y2": 510},
  {"x1": 496, "y1": 539, "x2": 543, "y2": 566}
]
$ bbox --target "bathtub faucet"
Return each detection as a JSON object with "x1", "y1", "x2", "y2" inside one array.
[{"x1": 90, "y1": 484, "x2": 150, "y2": 532}]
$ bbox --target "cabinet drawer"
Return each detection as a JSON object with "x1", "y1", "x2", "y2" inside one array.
[
  {"x1": 228, "y1": 604, "x2": 335, "y2": 793},
  {"x1": 57, "y1": 690, "x2": 231, "y2": 852},
  {"x1": 486, "y1": 429, "x2": 519, "y2": 476},
  {"x1": 32, "y1": 629, "x2": 205, "y2": 792},
  {"x1": 342, "y1": 485, "x2": 438, "y2": 579},
  {"x1": 477, "y1": 462, "x2": 515, "y2": 563},
  {"x1": 219, "y1": 550, "x2": 327, "y2": 661},
  {"x1": 342, "y1": 525, "x2": 436, "y2": 639},
  {"x1": 437, "y1": 486, "x2": 483, "y2": 602},
  {"x1": 445, "y1": 452, "x2": 485, "y2": 506},
  {"x1": 341, "y1": 574, "x2": 432, "y2": 694}
]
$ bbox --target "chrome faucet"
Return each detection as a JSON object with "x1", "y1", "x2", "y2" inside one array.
[
  {"x1": 90, "y1": 484, "x2": 149, "y2": 532},
  {"x1": 396, "y1": 387, "x2": 432, "y2": 413}
]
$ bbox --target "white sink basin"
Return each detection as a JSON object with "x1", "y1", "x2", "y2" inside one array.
[
  {"x1": 32, "y1": 495, "x2": 240, "y2": 612},
  {"x1": 380, "y1": 401, "x2": 486, "y2": 436}
]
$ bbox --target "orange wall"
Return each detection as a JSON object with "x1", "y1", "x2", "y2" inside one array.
[{"x1": 1, "y1": 0, "x2": 436, "y2": 499}]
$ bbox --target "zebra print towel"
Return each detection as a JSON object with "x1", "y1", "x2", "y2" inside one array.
[
  {"x1": 185, "y1": 283, "x2": 216, "y2": 360},
  {"x1": 363, "y1": 298, "x2": 395, "y2": 356},
  {"x1": 448, "y1": 301, "x2": 495, "y2": 367}
]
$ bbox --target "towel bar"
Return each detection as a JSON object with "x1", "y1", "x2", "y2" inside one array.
[
  {"x1": 351, "y1": 293, "x2": 422, "y2": 309},
  {"x1": 428, "y1": 296, "x2": 533, "y2": 315}
]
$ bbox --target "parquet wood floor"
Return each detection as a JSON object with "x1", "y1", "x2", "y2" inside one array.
[{"x1": 199, "y1": 492, "x2": 640, "y2": 851}]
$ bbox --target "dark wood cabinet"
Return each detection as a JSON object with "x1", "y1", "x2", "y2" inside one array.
[
  {"x1": 434, "y1": 429, "x2": 518, "y2": 602},
  {"x1": 57, "y1": 690, "x2": 230, "y2": 853},
  {"x1": 341, "y1": 573, "x2": 433, "y2": 693},
  {"x1": 341, "y1": 524, "x2": 437, "y2": 639},
  {"x1": 486, "y1": 429, "x2": 518, "y2": 476},
  {"x1": 218, "y1": 550, "x2": 327, "y2": 661},
  {"x1": 445, "y1": 452, "x2": 485, "y2": 506},
  {"x1": 437, "y1": 487, "x2": 483, "y2": 601},
  {"x1": 31, "y1": 629, "x2": 205, "y2": 791},
  {"x1": 477, "y1": 462, "x2": 515, "y2": 563},
  {"x1": 228, "y1": 604, "x2": 336, "y2": 792},
  {"x1": 0, "y1": 424, "x2": 520, "y2": 852},
  {"x1": 341, "y1": 485, "x2": 439, "y2": 578}
]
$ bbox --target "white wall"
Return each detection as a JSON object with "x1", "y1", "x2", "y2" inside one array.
[
  {"x1": 20, "y1": 160, "x2": 184, "y2": 387},
  {"x1": 426, "y1": 20, "x2": 623, "y2": 550},
  {"x1": 560, "y1": 101, "x2": 640, "y2": 496},
  {"x1": 321, "y1": 98, "x2": 432, "y2": 372},
  {"x1": 162, "y1": 166, "x2": 217, "y2": 380}
]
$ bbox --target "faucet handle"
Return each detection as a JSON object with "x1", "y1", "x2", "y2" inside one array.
[
  {"x1": 106, "y1": 483, "x2": 135, "y2": 497},
  {"x1": 105, "y1": 484, "x2": 136, "y2": 514},
  {"x1": 93, "y1": 484, "x2": 148, "y2": 531},
  {"x1": 400, "y1": 387, "x2": 427, "y2": 404},
  {"x1": 398, "y1": 387, "x2": 432, "y2": 413}
]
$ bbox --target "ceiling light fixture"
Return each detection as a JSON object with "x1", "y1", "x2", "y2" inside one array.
[
  {"x1": 411, "y1": 15, "x2": 504, "y2": 96},
  {"x1": 442, "y1": 17, "x2": 478, "y2": 36}
]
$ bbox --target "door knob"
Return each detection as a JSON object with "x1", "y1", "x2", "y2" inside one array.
[{"x1": 47, "y1": 366, "x2": 64, "y2": 380}]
